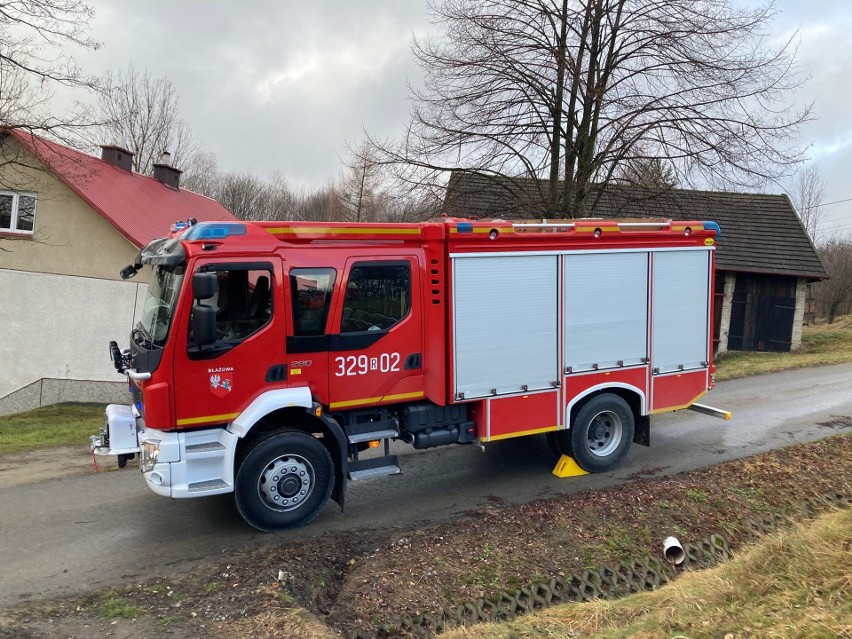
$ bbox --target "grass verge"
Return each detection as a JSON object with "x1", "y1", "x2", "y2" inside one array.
[
  {"x1": 440, "y1": 507, "x2": 852, "y2": 639},
  {"x1": 0, "y1": 403, "x2": 106, "y2": 455},
  {"x1": 715, "y1": 314, "x2": 852, "y2": 381},
  {"x1": 97, "y1": 594, "x2": 145, "y2": 621}
]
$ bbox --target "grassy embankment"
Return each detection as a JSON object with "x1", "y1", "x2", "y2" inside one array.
[
  {"x1": 441, "y1": 507, "x2": 852, "y2": 639},
  {"x1": 0, "y1": 402, "x2": 105, "y2": 455},
  {"x1": 715, "y1": 314, "x2": 852, "y2": 381},
  {"x1": 0, "y1": 315, "x2": 850, "y2": 455}
]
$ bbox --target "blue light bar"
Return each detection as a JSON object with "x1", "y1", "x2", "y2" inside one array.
[
  {"x1": 703, "y1": 221, "x2": 721, "y2": 236},
  {"x1": 457, "y1": 222, "x2": 473, "y2": 233},
  {"x1": 183, "y1": 223, "x2": 247, "y2": 240}
]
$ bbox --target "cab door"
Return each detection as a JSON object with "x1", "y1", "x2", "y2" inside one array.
[
  {"x1": 327, "y1": 257, "x2": 424, "y2": 411},
  {"x1": 284, "y1": 266, "x2": 337, "y2": 404},
  {"x1": 173, "y1": 258, "x2": 283, "y2": 428}
]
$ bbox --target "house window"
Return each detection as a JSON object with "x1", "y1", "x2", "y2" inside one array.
[{"x1": 0, "y1": 192, "x2": 37, "y2": 233}]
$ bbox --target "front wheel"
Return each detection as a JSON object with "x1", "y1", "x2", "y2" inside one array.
[
  {"x1": 560, "y1": 394, "x2": 635, "y2": 473},
  {"x1": 234, "y1": 431, "x2": 334, "y2": 532}
]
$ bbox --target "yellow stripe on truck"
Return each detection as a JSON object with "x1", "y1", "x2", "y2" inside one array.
[
  {"x1": 176, "y1": 412, "x2": 241, "y2": 426},
  {"x1": 266, "y1": 227, "x2": 421, "y2": 236},
  {"x1": 330, "y1": 391, "x2": 425, "y2": 410},
  {"x1": 488, "y1": 425, "x2": 559, "y2": 441}
]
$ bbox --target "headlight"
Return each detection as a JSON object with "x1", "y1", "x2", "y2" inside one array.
[{"x1": 140, "y1": 439, "x2": 161, "y2": 472}]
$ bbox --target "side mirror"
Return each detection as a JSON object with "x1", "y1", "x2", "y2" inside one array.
[
  {"x1": 120, "y1": 264, "x2": 139, "y2": 280},
  {"x1": 192, "y1": 272, "x2": 217, "y2": 300},
  {"x1": 191, "y1": 304, "x2": 217, "y2": 347}
]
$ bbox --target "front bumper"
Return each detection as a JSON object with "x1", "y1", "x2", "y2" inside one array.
[
  {"x1": 91, "y1": 404, "x2": 141, "y2": 456},
  {"x1": 95, "y1": 404, "x2": 237, "y2": 499}
]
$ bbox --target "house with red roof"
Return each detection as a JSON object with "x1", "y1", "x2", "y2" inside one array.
[{"x1": 0, "y1": 128, "x2": 237, "y2": 413}]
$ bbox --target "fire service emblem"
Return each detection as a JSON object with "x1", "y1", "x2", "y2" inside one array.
[{"x1": 209, "y1": 370, "x2": 233, "y2": 397}]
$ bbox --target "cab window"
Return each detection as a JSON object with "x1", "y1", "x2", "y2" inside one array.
[
  {"x1": 290, "y1": 268, "x2": 336, "y2": 336},
  {"x1": 188, "y1": 264, "x2": 273, "y2": 356},
  {"x1": 212, "y1": 268, "x2": 272, "y2": 339},
  {"x1": 341, "y1": 263, "x2": 411, "y2": 333}
]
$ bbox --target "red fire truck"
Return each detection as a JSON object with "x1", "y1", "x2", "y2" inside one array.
[{"x1": 92, "y1": 217, "x2": 727, "y2": 531}]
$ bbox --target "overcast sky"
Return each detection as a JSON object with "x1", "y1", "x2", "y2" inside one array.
[{"x1": 73, "y1": 0, "x2": 852, "y2": 239}]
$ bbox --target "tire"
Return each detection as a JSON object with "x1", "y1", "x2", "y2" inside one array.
[
  {"x1": 545, "y1": 431, "x2": 562, "y2": 457},
  {"x1": 234, "y1": 431, "x2": 334, "y2": 532},
  {"x1": 564, "y1": 393, "x2": 635, "y2": 473}
]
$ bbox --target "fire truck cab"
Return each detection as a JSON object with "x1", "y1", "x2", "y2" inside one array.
[{"x1": 93, "y1": 217, "x2": 724, "y2": 531}]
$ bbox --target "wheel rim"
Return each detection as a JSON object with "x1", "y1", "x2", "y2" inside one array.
[
  {"x1": 586, "y1": 410, "x2": 623, "y2": 457},
  {"x1": 257, "y1": 454, "x2": 315, "y2": 512}
]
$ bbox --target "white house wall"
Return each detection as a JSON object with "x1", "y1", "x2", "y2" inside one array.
[{"x1": 0, "y1": 269, "x2": 144, "y2": 409}]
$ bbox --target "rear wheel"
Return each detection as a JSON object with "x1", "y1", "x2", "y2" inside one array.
[
  {"x1": 234, "y1": 431, "x2": 334, "y2": 532},
  {"x1": 545, "y1": 431, "x2": 561, "y2": 457},
  {"x1": 558, "y1": 394, "x2": 635, "y2": 473}
]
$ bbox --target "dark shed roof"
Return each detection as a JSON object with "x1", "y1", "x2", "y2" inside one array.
[{"x1": 442, "y1": 172, "x2": 827, "y2": 280}]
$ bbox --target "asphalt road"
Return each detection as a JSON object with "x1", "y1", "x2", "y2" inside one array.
[{"x1": 1, "y1": 364, "x2": 850, "y2": 607}]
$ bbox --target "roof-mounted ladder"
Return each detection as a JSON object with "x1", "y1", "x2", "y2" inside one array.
[{"x1": 512, "y1": 220, "x2": 675, "y2": 233}]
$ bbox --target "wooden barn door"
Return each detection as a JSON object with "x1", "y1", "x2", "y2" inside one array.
[{"x1": 728, "y1": 274, "x2": 796, "y2": 352}]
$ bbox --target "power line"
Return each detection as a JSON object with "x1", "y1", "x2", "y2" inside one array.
[
  {"x1": 814, "y1": 197, "x2": 852, "y2": 209},
  {"x1": 818, "y1": 216, "x2": 852, "y2": 230},
  {"x1": 817, "y1": 218, "x2": 852, "y2": 230},
  {"x1": 767, "y1": 176, "x2": 851, "y2": 210}
]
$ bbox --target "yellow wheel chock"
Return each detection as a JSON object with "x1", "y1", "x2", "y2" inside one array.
[{"x1": 552, "y1": 454, "x2": 589, "y2": 478}]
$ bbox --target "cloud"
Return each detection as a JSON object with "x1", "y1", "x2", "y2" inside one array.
[
  {"x1": 77, "y1": 0, "x2": 428, "y2": 185},
  {"x1": 56, "y1": 0, "x2": 852, "y2": 234},
  {"x1": 811, "y1": 130, "x2": 852, "y2": 159}
]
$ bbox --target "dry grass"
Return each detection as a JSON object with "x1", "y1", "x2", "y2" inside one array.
[
  {"x1": 440, "y1": 507, "x2": 852, "y2": 639},
  {"x1": 715, "y1": 314, "x2": 852, "y2": 381},
  {"x1": 217, "y1": 607, "x2": 339, "y2": 639}
]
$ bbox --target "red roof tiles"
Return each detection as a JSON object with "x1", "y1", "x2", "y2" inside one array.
[{"x1": 9, "y1": 129, "x2": 236, "y2": 248}]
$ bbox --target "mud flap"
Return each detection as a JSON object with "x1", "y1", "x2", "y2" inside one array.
[
  {"x1": 633, "y1": 414, "x2": 650, "y2": 447},
  {"x1": 317, "y1": 409, "x2": 349, "y2": 511}
]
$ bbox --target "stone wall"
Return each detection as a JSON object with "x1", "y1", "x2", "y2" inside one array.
[
  {"x1": 716, "y1": 271, "x2": 737, "y2": 354},
  {"x1": 791, "y1": 277, "x2": 808, "y2": 350}
]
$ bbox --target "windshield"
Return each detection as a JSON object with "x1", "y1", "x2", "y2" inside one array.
[{"x1": 136, "y1": 265, "x2": 185, "y2": 349}]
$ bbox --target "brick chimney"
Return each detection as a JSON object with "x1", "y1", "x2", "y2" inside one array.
[
  {"x1": 152, "y1": 150, "x2": 182, "y2": 189},
  {"x1": 100, "y1": 144, "x2": 134, "y2": 172}
]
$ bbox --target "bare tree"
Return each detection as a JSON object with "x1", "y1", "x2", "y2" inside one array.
[
  {"x1": 94, "y1": 64, "x2": 198, "y2": 174},
  {"x1": 0, "y1": 0, "x2": 100, "y2": 133},
  {"x1": 263, "y1": 173, "x2": 298, "y2": 220},
  {"x1": 0, "y1": 0, "x2": 101, "y2": 197},
  {"x1": 181, "y1": 151, "x2": 220, "y2": 196},
  {"x1": 791, "y1": 163, "x2": 826, "y2": 244},
  {"x1": 181, "y1": 147, "x2": 439, "y2": 223},
  {"x1": 615, "y1": 156, "x2": 678, "y2": 191},
  {"x1": 297, "y1": 182, "x2": 343, "y2": 222},
  {"x1": 0, "y1": 1, "x2": 102, "y2": 251},
  {"x1": 186, "y1": 161, "x2": 302, "y2": 222},
  {"x1": 813, "y1": 238, "x2": 852, "y2": 324},
  {"x1": 212, "y1": 171, "x2": 273, "y2": 220},
  {"x1": 379, "y1": 0, "x2": 810, "y2": 218},
  {"x1": 339, "y1": 142, "x2": 380, "y2": 222}
]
